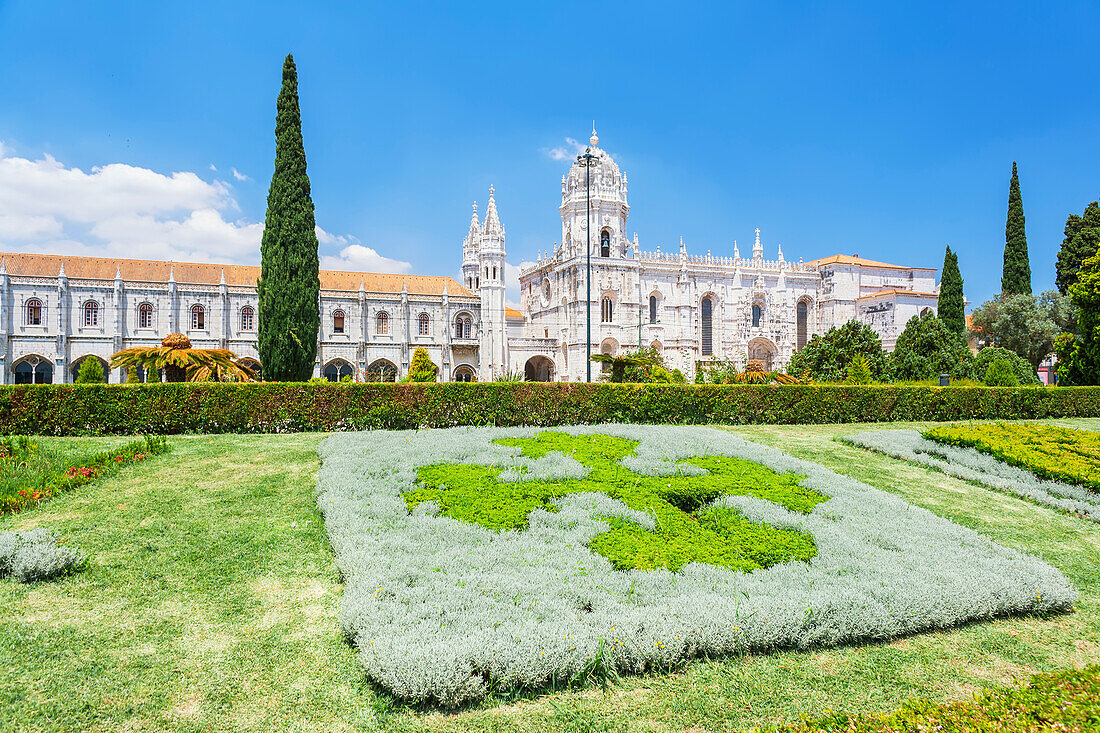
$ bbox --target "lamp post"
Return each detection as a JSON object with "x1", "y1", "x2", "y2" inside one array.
[{"x1": 577, "y1": 147, "x2": 599, "y2": 382}]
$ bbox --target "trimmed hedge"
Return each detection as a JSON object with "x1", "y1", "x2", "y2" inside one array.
[{"x1": 3, "y1": 383, "x2": 1100, "y2": 435}]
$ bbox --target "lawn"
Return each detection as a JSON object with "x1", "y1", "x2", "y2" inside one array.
[{"x1": 2, "y1": 422, "x2": 1100, "y2": 731}]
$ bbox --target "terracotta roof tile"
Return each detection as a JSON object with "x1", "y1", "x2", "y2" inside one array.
[
  {"x1": 0, "y1": 251, "x2": 473, "y2": 297},
  {"x1": 806, "y1": 254, "x2": 937, "y2": 271},
  {"x1": 505, "y1": 307, "x2": 525, "y2": 320}
]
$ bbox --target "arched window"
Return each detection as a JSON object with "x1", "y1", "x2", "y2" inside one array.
[
  {"x1": 376, "y1": 311, "x2": 390, "y2": 335},
  {"x1": 455, "y1": 314, "x2": 472, "y2": 339},
  {"x1": 418, "y1": 313, "x2": 430, "y2": 336},
  {"x1": 323, "y1": 360, "x2": 354, "y2": 382},
  {"x1": 453, "y1": 365, "x2": 475, "y2": 383},
  {"x1": 240, "y1": 306, "x2": 255, "y2": 331},
  {"x1": 13, "y1": 356, "x2": 52, "y2": 384},
  {"x1": 601, "y1": 297, "x2": 613, "y2": 323},
  {"x1": 190, "y1": 304, "x2": 205, "y2": 330},
  {"x1": 366, "y1": 359, "x2": 397, "y2": 382},
  {"x1": 138, "y1": 302, "x2": 153, "y2": 329},
  {"x1": 796, "y1": 301, "x2": 808, "y2": 350},
  {"x1": 752, "y1": 304, "x2": 763, "y2": 328},
  {"x1": 600, "y1": 229, "x2": 611, "y2": 257},
  {"x1": 492, "y1": 266, "x2": 497, "y2": 280},
  {"x1": 333, "y1": 309, "x2": 346, "y2": 334},
  {"x1": 649, "y1": 295, "x2": 658, "y2": 324},
  {"x1": 83, "y1": 301, "x2": 99, "y2": 327},
  {"x1": 701, "y1": 297, "x2": 713, "y2": 356},
  {"x1": 25, "y1": 298, "x2": 42, "y2": 326}
]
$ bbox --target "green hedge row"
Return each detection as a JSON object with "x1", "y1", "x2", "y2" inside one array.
[{"x1": 2, "y1": 383, "x2": 1100, "y2": 435}]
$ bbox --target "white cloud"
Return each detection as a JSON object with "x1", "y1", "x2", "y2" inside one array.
[
  {"x1": 545, "y1": 137, "x2": 585, "y2": 161},
  {"x1": 0, "y1": 144, "x2": 407, "y2": 274},
  {"x1": 231, "y1": 167, "x2": 250, "y2": 182},
  {"x1": 209, "y1": 163, "x2": 217, "y2": 171},
  {"x1": 320, "y1": 242, "x2": 412, "y2": 274}
]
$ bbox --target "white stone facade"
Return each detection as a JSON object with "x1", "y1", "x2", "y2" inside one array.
[
  {"x1": 0, "y1": 256, "x2": 484, "y2": 384},
  {"x1": 0, "y1": 131, "x2": 940, "y2": 385},
  {"x1": 505, "y1": 130, "x2": 940, "y2": 381}
]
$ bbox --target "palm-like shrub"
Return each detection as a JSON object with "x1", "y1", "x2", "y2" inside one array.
[{"x1": 110, "y1": 334, "x2": 255, "y2": 383}]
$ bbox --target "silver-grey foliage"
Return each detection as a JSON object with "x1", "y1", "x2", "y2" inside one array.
[
  {"x1": 0, "y1": 529, "x2": 83, "y2": 583},
  {"x1": 841, "y1": 429, "x2": 1100, "y2": 521},
  {"x1": 317, "y1": 425, "x2": 1074, "y2": 707}
]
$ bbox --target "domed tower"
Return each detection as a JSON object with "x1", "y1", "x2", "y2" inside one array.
[
  {"x1": 560, "y1": 127, "x2": 630, "y2": 259},
  {"x1": 461, "y1": 202, "x2": 480, "y2": 291},
  {"x1": 478, "y1": 186, "x2": 507, "y2": 379}
]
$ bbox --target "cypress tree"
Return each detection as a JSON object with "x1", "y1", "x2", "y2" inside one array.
[
  {"x1": 938, "y1": 245, "x2": 965, "y2": 334},
  {"x1": 1055, "y1": 201, "x2": 1100, "y2": 295},
  {"x1": 258, "y1": 54, "x2": 320, "y2": 382},
  {"x1": 1001, "y1": 161, "x2": 1031, "y2": 295}
]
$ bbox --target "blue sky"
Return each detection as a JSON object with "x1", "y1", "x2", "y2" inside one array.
[{"x1": 0, "y1": 1, "x2": 1097, "y2": 308}]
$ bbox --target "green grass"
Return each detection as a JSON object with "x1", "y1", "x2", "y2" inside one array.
[
  {"x1": 408, "y1": 430, "x2": 824, "y2": 571},
  {"x1": 0, "y1": 421, "x2": 1099, "y2": 731}
]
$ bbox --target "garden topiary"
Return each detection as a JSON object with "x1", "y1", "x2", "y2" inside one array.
[
  {"x1": 984, "y1": 358, "x2": 1020, "y2": 387},
  {"x1": 406, "y1": 347, "x2": 438, "y2": 383},
  {"x1": 974, "y1": 346, "x2": 1040, "y2": 385},
  {"x1": 75, "y1": 357, "x2": 105, "y2": 384}
]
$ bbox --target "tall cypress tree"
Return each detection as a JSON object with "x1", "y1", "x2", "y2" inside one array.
[
  {"x1": 1056, "y1": 201, "x2": 1100, "y2": 295},
  {"x1": 258, "y1": 54, "x2": 320, "y2": 381},
  {"x1": 1001, "y1": 161, "x2": 1031, "y2": 295},
  {"x1": 938, "y1": 245, "x2": 965, "y2": 334}
]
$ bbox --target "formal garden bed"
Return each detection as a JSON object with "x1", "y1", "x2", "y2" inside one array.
[
  {"x1": 841, "y1": 423, "x2": 1100, "y2": 521},
  {"x1": 318, "y1": 424, "x2": 1074, "y2": 707},
  {"x1": 0, "y1": 434, "x2": 168, "y2": 513}
]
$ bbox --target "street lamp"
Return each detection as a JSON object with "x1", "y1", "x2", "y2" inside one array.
[{"x1": 576, "y1": 147, "x2": 599, "y2": 382}]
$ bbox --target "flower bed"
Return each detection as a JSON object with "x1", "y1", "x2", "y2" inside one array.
[
  {"x1": 0, "y1": 435, "x2": 169, "y2": 513},
  {"x1": 840, "y1": 429, "x2": 1100, "y2": 521},
  {"x1": 317, "y1": 424, "x2": 1073, "y2": 707},
  {"x1": 924, "y1": 423, "x2": 1100, "y2": 491}
]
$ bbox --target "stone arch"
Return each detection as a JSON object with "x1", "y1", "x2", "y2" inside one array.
[
  {"x1": 323, "y1": 358, "x2": 355, "y2": 382},
  {"x1": 71, "y1": 354, "x2": 110, "y2": 383},
  {"x1": 12, "y1": 354, "x2": 53, "y2": 384},
  {"x1": 453, "y1": 364, "x2": 476, "y2": 382},
  {"x1": 747, "y1": 337, "x2": 778, "y2": 371},
  {"x1": 238, "y1": 357, "x2": 262, "y2": 381},
  {"x1": 366, "y1": 359, "x2": 397, "y2": 382},
  {"x1": 920, "y1": 307, "x2": 933, "y2": 317},
  {"x1": 524, "y1": 355, "x2": 555, "y2": 382},
  {"x1": 453, "y1": 311, "x2": 474, "y2": 339}
]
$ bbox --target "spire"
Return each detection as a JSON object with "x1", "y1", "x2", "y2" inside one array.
[
  {"x1": 0, "y1": 258, "x2": 6, "y2": 276},
  {"x1": 168, "y1": 265, "x2": 175, "y2": 283},
  {"x1": 115, "y1": 264, "x2": 122, "y2": 280},
  {"x1": 483, "y1": 185, "x2": 502, "y2": 234},
  {"x1": 733, "y1": 240, "x2": 740, "y2": 260},
  {"x1": 219, "y1": 269, "x2": 227, "y2": 285},
  {"x1": 358, "y1": 277, "x2": 365, "y2": 294},
  {"x1": 58, "y1": 261, "x2": 66, "y2": 279},
  {"x1": 590, "y1": 122, "x2": 599, "y2": 147},
  {"x1": 467, "y1": 201, "x2": 480, "y2": 235},
  {"x1": 679, "y1": 236, "x2": 686, "y2": 254},
  {"x1": 777, "y1": 242, "x2": 784, "y2": 262},
  {"x1": 753, "y1": 228, "x2": 763, "y2": 259}
]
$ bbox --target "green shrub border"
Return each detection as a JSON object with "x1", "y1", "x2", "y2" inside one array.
[{"x1": 1, "y1": 383, "x2": 1099, "y2": 435}]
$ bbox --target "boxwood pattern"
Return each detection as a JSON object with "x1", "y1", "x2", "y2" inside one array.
[{"x1": 317, "y1": 424, "x2": 1074, "y2": 707}]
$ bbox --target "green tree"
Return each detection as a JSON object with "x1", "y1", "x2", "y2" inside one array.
[
  {"x1": 126, "y1": 367, "x2": 141, "y2": 384},
  {"x1": 983, "y1": 359, "x2": 1019, "y2": 387},
  {"x1": 1056, "y1": 249, "x2": 1100, "y2": 385},
  {"x1": 257, "y1": 54, "x2": 320, "y2": 382},
  {"x1": 887, "y1": 312, "x2": 975, "y2": 381},
  {"x1": 1002, "y1": 161, "x2": 1031, "y2": 295},
  {"x1": 75, "y1": 357, "x2": 105, "y2": 384},
  {"x1": 938, "y1": 245, "x2": 965, "y2": 334},
  {"x1": 973, "y1": 346, "x2": 1039, "y2": 385},
  {"x1": 787, "y1": 320, "x2": 887, "y2": 382},
  {"x1": 406, "y1": 347, "x2": 438, "y2": 382},
  {"x1": 846, "y1": 355, "x2": 872, "y2": 384},
  {"x1": 970, "y1": 292, "x2": 1060, "y2": 371},
  {"x1": 1056, "y1": 201, "x2": 1100, "y2": 295}
]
